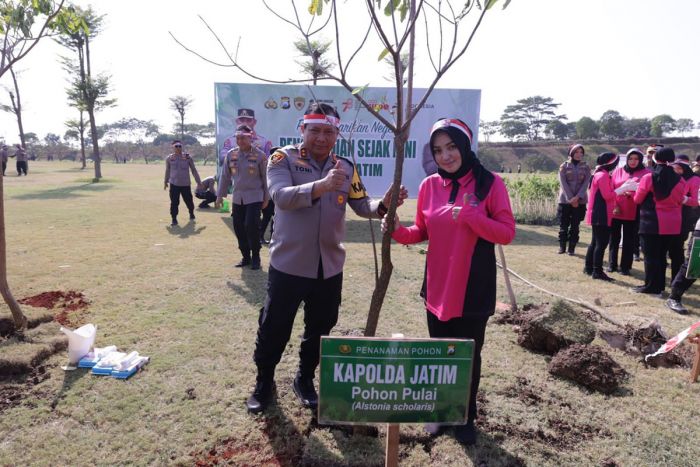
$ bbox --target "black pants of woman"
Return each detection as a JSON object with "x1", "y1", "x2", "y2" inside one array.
[
  {"x1": 585, "y1": 225, "x2": 611, "y2": 273},
  {"x1": 640, "y1": 234, "x2": 679, "y2": 293},
  {"x1": 608, "y1": 218, "x2": 637, "y2": 273},
  {"x1": 426, "y1": 312, "x2": 488, "y2": 424},
  {"x1": 558, "y1": 203, "x2": 586, "y2": 250}
]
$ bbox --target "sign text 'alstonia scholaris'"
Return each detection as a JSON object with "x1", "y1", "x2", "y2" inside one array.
[{"x1": 318, "y1": 337, "x2": 474, "y2": 425}]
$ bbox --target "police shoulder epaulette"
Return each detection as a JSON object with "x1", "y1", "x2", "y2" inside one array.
[{"x1": 335, "y1": 154, "x2": 355, "y2": 168}]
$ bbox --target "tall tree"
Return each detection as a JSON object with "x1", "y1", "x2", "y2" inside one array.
[
  {"x1": 544, "y1": 119, "x2": 569, "y2": 140},
  {"x1": 675, "y1": 118, "x2": 694, "y2": 136},
  {"x1": 169, "y1": 96, "x2": 193, "y2": 140},
  {"x1": 64, "y1": 114, "x2": 87, "y2": 167},
  {"x1": 0, "y1": 0, "x2": 83, "y2": 330},
  {"x1": 575, "y1": 116, "x2": 599, "y2": 139},
  {"x1": 479, "y1": 120, "x2": 500, "y2": 143},
  {"x1": 622, "y1": 117, "x2": 650, "y2": 138},
  {"x1": 172, "y1": 0, "x2": 511, "y2": 336},
  {"x1": 105, "y1": 117, "x2": 159, "y2": 163},
  {"x1": 650, "y1": 114, "x2": 676, "y2": 137},
  {"x1": 500, "y1": 96, "x2": 565, "y2": 141},
  {"x1": 598, "y1": 110, "x2": 625, "y2": 139},
  {"x1": 56, "y1": 5, "x2": 114, "y2": 180},
  {"x1": 293, "y1": 38, "x2": 333, "y2": 85}
]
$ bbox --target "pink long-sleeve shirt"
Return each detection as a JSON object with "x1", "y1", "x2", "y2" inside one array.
[
  {"x1": 611, "y1": 167, "x2": 650, "y2": 221},
  {"x1": 684, "y1": 176, "x2": 700, "y2": 207},
  {"x1": 391, "y1": 172, "x2": 515, "y2": 321},
  {"x1": 585, "y1": 170, "x2": 616, "y2": 227},
  {"x1": 633, "y1": 172, "x2": 686, "y2": 235}
]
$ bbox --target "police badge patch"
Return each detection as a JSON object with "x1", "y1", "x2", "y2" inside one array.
[{"x1": 270, "y1": 152, "x2": 286, "y2": 165}]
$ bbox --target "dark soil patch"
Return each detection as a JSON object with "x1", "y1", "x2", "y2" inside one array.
[
  {"x1": 192, "y1": 439, "x2": 281, "y2": 467},
  {"x1": 500, "y1": 376, "x2": 544, "y2": 406},
  {"x1": 0, "y1": 365, "x2": 51, "y2": 414},
  {"x1": 548, "y1": 344, "x2": 628, "y2": 394},
  {"x1": 600, "y1": 320, "x2": 693, "y2": 368},
  {"x1": 477, "y1": 393, "x2": 611, "y2": 450},
  {"x1": 18, "y1": 290, "x2": 89, "y2": 327},
  {"x1": 493, "y1": 302, "x2": 548, "y2": 326}
]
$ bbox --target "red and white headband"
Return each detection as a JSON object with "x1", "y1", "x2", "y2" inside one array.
[
  {"x1": 303, "y1": 113, "x2": 340, "y2": 128},
  {"x1": 430, "y1": 118, "x2": 473, "y2": 145},
  {"x1": 235, "y1": 130, "x2": 253, "y2": 137}
]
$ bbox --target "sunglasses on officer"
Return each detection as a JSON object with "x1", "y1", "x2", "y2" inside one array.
[{"x1": 174, "y1": 144, "x2": 182, "y2": 148}]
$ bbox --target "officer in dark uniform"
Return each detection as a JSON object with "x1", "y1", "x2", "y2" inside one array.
[
  {"x1": 1, "y1": 145, "x2": 8, "y2": 176},
  {"x1": 245, "y1": 102, "x2": 407, "y2": 413},
  {"x1": 557, "y1": 144, "x2": 591, "y2": 255},
  {"x1": 164, "y1": 140, "x2": 202, "y2": 226},
  {"x1": 216, "y1": 125, "x2": 269, "y2": 270}
]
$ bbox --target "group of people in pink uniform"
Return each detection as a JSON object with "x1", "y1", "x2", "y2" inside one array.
[{"x1": 558, "y1": 143, "x2": 700, "y2": 315}]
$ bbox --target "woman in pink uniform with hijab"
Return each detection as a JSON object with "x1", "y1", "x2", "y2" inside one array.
[{"x1": 382, "y1": 118, "x2": 515, "y2": 445}]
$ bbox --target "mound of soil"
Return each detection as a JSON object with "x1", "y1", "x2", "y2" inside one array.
[
  {"x1": 599, "y1": 318, "x2": 692, "y2": 368},
  {"x1": 493, "y1": 302, "x2": 548, "y2": 326},
  {"x1": 18, "y1": 290, "x2": 89, "y2": 327},
  {"x1": 517, "y1": 300, "x2": 596, "y2": 354},
  {"x1": 548, "y1": 344, "x2": 628, "y2": 394}
]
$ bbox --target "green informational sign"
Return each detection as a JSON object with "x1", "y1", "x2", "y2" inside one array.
[
  {"x1": 687, "y1": 238, "x2": 700, "y2": 279},
  {"x1": 318, "y1": 337, "x2": 474, "y2": 425}
]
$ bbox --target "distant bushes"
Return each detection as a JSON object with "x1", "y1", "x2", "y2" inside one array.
[{"x1": 504, "y1": 175, "x2": 559, "y2": 225}]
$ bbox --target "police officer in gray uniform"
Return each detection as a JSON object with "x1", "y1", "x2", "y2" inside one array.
[
  {"x1": 558, "y1": 143, "x2": 591, "y2": 255},
  {"x1": 245, "y1": 102, "x2": 407, "y2": 413},
  {"x1": 14, "y1": 145, "x2": 28, "y2": 176},
  {"x1": 195, "y1": 175, "x2": 217, "y2": 208},
  {"x1": 1, "y1": 145, "x2": 8, "y2": 176},
  {"x1": 164, "y1": 140, "x2": 202, "y2": 226},
  {"x1": 216, "y1": 125, "x2": 269, "y2": 270}
]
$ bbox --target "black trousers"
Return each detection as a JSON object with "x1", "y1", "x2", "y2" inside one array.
[
  {"x1": 608, "y1": 218, "x2": 637, "y2": 271},
  {"x1": 641, "y1": 234, "x2": 678, "y2": 293},
  {"x1": 195, "y1": 191, "x2": 216, "y2": 207},
  {"x1": 169, "y1": 184, "x2": 194, "y2": 219},
  {"x1": 668, "y1": 234, "x2": 685, "y2": 284},
  {"x1": 585, "y1": 225, "x2": 611, "y2": 271},
  {"x1": 16, "y1": 160, "x2": 27, "y2": 175},
  {"x1": 260, "y1": 201, "x2": 275, "y2": 238},
  {"x1": 2, "y1": 161, "x2": 6, "y2": 175},
  {"x1": 426, "y1": 312, "x2": 489, "y2": 423},
  {"x1": 254, "y1": 265, "x2": 342, "y2": 379},
  {"x1": 670, "y1": 229, "x2": 700, "y2": 299},
  {"x1": 232, "y1": 202, "x2": 262, "y2": 257},
  {"x1": 558, "y1": 203, "x2": 586, "y2": 244}
]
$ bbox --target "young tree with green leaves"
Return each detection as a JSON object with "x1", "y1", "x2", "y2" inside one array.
[
  {"x1": 575, "y1": 116, "x2": 599, "y2": 139},
  {"x1": 675, "y1": 118, "x2": 694, "y2": 136},
  {"x1": 598, "y1": 110, "x2": 625, "y2": 139},
  {"x1": 56, "y1": 5, "x2": 114, "y2": 180},
  {"x1": 479, "y1": 120, "x2": 500, "y2": 142},
  {"x1": 650, "y1": 114, "x2": 676, "y2": 137},
  {"x1": 0, "y1": 0, "x2": 84, "y2": 330}
]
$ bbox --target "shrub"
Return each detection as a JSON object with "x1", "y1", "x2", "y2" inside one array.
[{"x1": 504, "y1": 175, "x2": 559, "y2": 225}]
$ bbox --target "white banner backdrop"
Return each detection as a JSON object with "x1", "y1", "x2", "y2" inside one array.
[{"x1": 215, "y1": 83, "x2": 481, "y2": 197}]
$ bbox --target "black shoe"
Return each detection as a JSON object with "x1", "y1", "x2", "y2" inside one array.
[
  {"x1": 583, "y1": 267, "x2": 593, "y2": 275},
  {"x1": 606, "y1": 265, "x2": 617, "y2": 273},
  {"x1": 454, "y1": 420, "x2": 477, "y2": 446},
  {"x1": 631, "y1": 285, "x2": 662, "y2": 295},
  {"x1": 567, "y1": 242, "x2": 576, "y2": 256},
  {"x1": 260, "y1": 236, "x2": 270, "y2": 245},
  {"x1": 235, "y1": 258, "x2": 251, "y2": 268},
  {"x1": 251, "y1": 256, "x2": 261, "y2": 270},
  {"x1": 246, "y1": 380, "x2": 275, "y2": 414},
  {"x1": 199, "y1": 203, "x2": 210, "y2": 209},
  {"x1": 292, "y1": 376, "x2": 318, "y2": 409},
  {"x1": 558, "y1": 242, "x2": 566, "y2": 254},
  {"x1": 592, "y1": 270, "x2": 615, "y2": 282},
  {"x1": 189, "y1": 213, "x2": 196, "y2": 221},
  {"x1": 619, "y1": 269, "x2": 631, "y2": 276},
  {"x1": 424, "y1": 423, "x2": 445, "y2": 436},
  {"x1": 634, "y1": 254, "x2": 641, "y2": 262},
  {"x1": 170, "y1": 218, "x2": 178, "y2": 226},
  {"x1": 666, "y1": 298, "x2": 689, "y2": 315}
]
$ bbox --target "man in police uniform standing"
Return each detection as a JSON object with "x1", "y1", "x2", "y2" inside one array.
[
  {"x1": 164, "y1": 140, "x2": 202, "y2": 226},
  {"x1": 245, "y1": 102, "x2": 407, "y2": 413},
  {"x1": 1, "y1": 145, "x2": 8, "y2": 176},
  {"x1": 14, "y1": 145, "x2": 28, "y2": 176},
  {"x1": 216, "y1": 125, "x2": 269, "y2": 270},
  {"x1": 219, "y1": 109, "x2": 272, "y2": 165}
]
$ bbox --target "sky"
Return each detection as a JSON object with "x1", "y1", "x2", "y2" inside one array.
[{"x1": 1, "y1": 0, "x2": 699, "y2": 143}]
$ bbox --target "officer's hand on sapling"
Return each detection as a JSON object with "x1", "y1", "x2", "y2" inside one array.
[{"x1": 380, "y1": 213, "x2": 399, "y2": 234}]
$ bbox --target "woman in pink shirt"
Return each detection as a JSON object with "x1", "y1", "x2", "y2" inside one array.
[
  {"x1": 584, "y1": 153, "x2": 619, "y2": 281},
  {"x1": 607, "y1": 149, "x2": 649, "y2": 275},
  {"x1": 668, "y1": 156, "x2": 700, "y2": 281},
  {"x1": 382, "y1": 118, "x2": 515, "y2": 445},
  {"x1": 632, "y1": 147, "x2": 686, "y2": 295}
]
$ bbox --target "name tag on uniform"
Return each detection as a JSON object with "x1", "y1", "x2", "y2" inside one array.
[{"x1": 295, "y1": 165, "x2": 312, "y2": 173}]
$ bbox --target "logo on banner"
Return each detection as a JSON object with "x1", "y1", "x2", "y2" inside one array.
[
  {"x1": 281, "y1": 97, "x2": 291, "y2": 109},
  {"x1": 264, "y1": 98, "x2": 278, "y2": 109},
  {"x1": 294, "y1": 97, "x2": 305, "y2": 110}
]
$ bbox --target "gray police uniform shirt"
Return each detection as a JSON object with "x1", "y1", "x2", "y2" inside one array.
[
  {"x1": 217, "y1": 146, "x2": 268, "y2": 204},
  {"x1": 14, "y1": 149, "x2": 27, "y2": 162},
  {"x1": 558, "y1": 161, "x2": 591, "y2": 204},
  {"x1": 1, "y1": 148, "x2": 8, "y2": 162},
  {"x1": 267, "y1": 144, "x2": 381, "y2": 279},
  {"x1": 197, "y1": 176, "x2": 216, "y2": 195},
  {"x1": 164, "y1": 153, "x2": 201, "y2": 187}
]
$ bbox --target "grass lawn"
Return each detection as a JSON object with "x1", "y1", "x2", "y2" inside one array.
[{"x1": 0, "y1": 161, "x2": 699, "y2": 466}]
